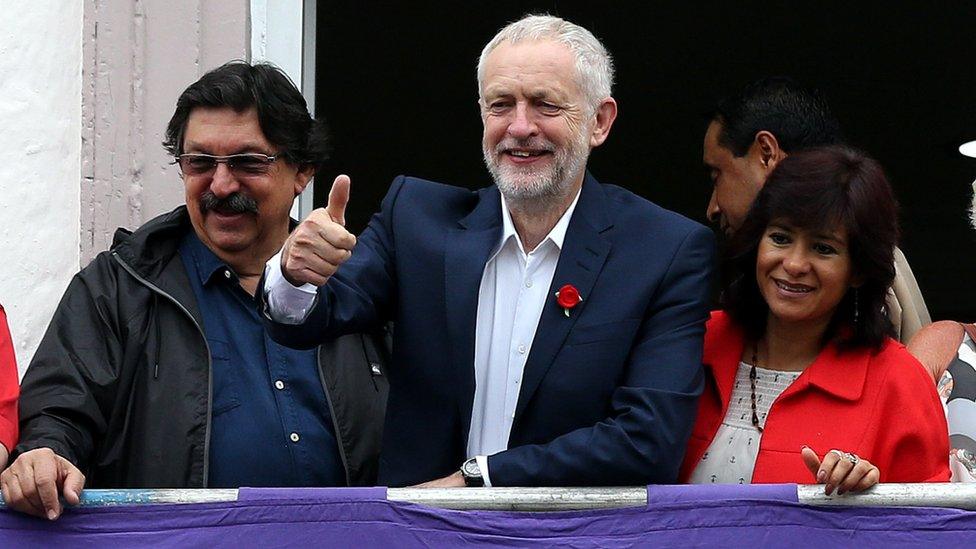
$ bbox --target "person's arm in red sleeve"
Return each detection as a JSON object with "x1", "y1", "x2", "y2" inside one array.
[
  {"x1": 0, "y1": 305, "x2": 20, "y2": 467},
  {"x1": 876, "y1": 346, "x2": 951, "y2": 483}
]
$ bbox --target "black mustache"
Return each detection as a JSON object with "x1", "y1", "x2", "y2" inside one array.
[{"x1": 199, "y1": 192, "x2": 258, "y2": 215}]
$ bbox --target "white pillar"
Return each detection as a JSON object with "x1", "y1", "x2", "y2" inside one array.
[
  {"x1": 0, "y1": 0, "x2": 84, "y2": 375},
  {"x1": 250, "y1": 0, "x2": 316, "y2": 220}
]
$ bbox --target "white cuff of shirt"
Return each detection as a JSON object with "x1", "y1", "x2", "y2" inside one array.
[
  {"x1": 263, "y1": 249, "x2": 319, "y2": 324},
  {"x1": 475, "y1": 455, "x2": 493, "y2": 487}
]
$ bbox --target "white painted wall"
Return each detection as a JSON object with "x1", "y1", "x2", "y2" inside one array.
[
  {"x1": 251, "y1": 0, "x2": 315, "y2": 220},
  {"x1": 0, "y1": 1, "x2": 292, "y2": 375},
  {"x1": 0, "y1": 1, "x2": 84, "y2": 376}
]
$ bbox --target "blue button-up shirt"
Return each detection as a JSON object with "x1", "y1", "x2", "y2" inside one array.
[{"x1": 179, "y1": 232, "x2": 344, "y2": 488}]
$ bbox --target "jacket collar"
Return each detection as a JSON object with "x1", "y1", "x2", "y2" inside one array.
[
  {"x1": 788, "y1": 341, "x2": 870, "y2": 401},
  {"x1": 562, "y1": 171, "x2": 613, "y2": 233},
  {"x1": 445, "y1": 185, "x2": 504, "y2": 440},
  {"x1": 457, "y1": 185, "x2": 503, "y2": 231},
  {"x1": 706, "y1": 311, "x2": 870, "y2": 405},
  {"x1": 111, "y1": 206, "x2": 193, "y2": 281}
]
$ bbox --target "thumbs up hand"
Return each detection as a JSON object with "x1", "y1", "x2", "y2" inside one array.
[{"x1": 281, "y1": 175, "x2": 357, "y2": 287}]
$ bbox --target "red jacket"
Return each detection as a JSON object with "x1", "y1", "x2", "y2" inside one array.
[
  {"x1": 680, "y1": 311, "x2": 950, "y2": 484},
  {"x1": 0, "y1": 305, "x2": 18, "y2": 452}
]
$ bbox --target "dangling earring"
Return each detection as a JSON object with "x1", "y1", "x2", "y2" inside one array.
[{"x1": 853, "y1": 288, "x2": 860, "y2": 326}]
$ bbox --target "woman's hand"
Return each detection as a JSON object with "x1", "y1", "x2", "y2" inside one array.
[{"x1": 801, "y1": 446, "x2": 880, "y2": 495}]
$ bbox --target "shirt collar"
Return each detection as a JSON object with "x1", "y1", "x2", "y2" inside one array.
[
  {"x1": 497, "y1": 186, "x2": 583, "y2": 256},
  {"x1": 181, "y1": 230, "x2": 235, "y2": 286}
]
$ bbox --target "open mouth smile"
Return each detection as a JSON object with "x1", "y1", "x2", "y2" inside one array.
[
  {"x1": 774, "y1": 279, "x2": 814, "y2": 294},
  {"x1": 504, "y1": 149, "x2": 552, "y2": 161}
]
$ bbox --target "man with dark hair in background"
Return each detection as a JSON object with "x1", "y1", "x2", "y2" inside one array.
[
  {"x1": 2, "y1": 62, "x2": 388, "y2": 520},
  {"x1": 703, "y1": 76, "x2": 929, "y2": 341}
]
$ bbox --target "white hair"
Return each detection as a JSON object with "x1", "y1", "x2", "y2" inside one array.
[{"x1": 476, "y1": 14, "x2": 615, "y2": 113}]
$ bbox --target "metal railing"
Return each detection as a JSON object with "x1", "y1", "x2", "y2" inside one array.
[{"x1": 2, "y1": 484, "x2": 975, "y2": 512}]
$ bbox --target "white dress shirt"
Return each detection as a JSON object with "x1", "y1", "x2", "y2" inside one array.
[
  {"x1": 468, "y1": 190, "x2": 580, "y2": 486},
  {"x1": 263, "y1": 256, "x2": 318, "y2": 326},
  {"x1": 263, "y1": 188, "x2": 581, "y2": 486}
]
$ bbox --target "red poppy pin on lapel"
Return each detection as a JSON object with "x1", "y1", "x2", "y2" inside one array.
[{"x1": 555, "y1": 284, "x2": 583, "y2": 317}]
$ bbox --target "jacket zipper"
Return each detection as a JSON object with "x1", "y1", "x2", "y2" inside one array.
[
  {"x1": 112, "y1": 252, "x2": 214, "y2": 487},
  {"x1": 316, "y1": 347, "x2": 351, "y2": 486}
]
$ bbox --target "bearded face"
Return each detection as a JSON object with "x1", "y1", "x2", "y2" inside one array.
[
  {"x1": 478, "y1": 40, "x2": 595, "y2": 207},
  {"x1": 482, "y1": 127, "x2": 590, "y2": 204}
]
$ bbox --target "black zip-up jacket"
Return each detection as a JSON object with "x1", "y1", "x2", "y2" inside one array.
[{"x1": 13, "y1": 207, "x2": 389, "y2": 487}]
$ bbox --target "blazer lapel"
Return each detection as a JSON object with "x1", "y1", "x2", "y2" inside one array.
[
  {"x1": 444, "y1": 187, "x2": 502, "y2": 441},
  {"x1": 514, "y1": 174, "x2": 613, "y2": 423}
]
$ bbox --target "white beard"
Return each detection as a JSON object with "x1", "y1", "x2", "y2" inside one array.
[{"x1": 483, "y1": 129, "x2": 590, "y2": 208}]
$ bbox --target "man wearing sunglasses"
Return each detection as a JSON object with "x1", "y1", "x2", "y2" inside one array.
[{"x1": 3, "y1": 62, "x2": 389, "y2": 520}]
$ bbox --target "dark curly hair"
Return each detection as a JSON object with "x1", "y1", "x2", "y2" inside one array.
[
  {"x1": 722, "y1": 146, "x2": 898, "y2": 350},
  {"x1": 163, "y1": 61, "x2": 330, "y2": 173}
]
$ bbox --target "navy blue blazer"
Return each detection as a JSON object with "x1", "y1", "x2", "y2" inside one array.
[{"x1": 264, "y1": 173, "x2": 716, "y2": 487}]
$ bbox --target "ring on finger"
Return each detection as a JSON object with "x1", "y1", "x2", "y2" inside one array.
[
  {"x1": 829, "y1": 449, "x2": 844, "y2": 459},
  {"x1": 847, "y1": 453, "x2": 860, "y2": 465}
]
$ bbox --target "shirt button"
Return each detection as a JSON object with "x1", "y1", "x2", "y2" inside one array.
[
  {"x1": 289, "y1": 432, "x2": 300, "y2": 443},
  {"x1": 223, "y1": 270, "x2": 232, "y2": 279},
  {"x1": 517, "y1": 344, "x2": 526, "y2": 354},
  {"x1": 525, "y1": 280, "x2": 533, "y2": 288},
  {"x1": 274, "y1": 380, "x2": 285, "y2": 390}
]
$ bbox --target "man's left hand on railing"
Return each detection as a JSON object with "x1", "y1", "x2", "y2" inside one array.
[{"x1": 0, "y1": 447, "x2": 85, "y2": 520}]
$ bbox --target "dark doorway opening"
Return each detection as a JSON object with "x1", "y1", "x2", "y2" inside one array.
[{"x1": 315, "y1": 2, "x2": 976, "y2": 321}]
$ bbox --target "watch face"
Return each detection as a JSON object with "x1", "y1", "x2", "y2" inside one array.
[{"x1": 462, "y1": 458, "x2": 481, "y2": 477}]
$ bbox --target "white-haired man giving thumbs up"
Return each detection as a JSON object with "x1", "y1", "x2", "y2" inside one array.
[{"x1": 262, "y1": 15, "x2": 715, "y2": 489}]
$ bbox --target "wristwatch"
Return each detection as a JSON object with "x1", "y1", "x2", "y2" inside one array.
[{"x1": 460, "y1": 457, "x2": 484, "y2": 487}]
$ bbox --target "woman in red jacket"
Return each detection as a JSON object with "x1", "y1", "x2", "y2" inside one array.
[
  {"x1": 680, "y1": 146, "x2": 949, "y2": 494},
  {"x1": 0, "y1": 303, "x2": 18, "y2": 468}
]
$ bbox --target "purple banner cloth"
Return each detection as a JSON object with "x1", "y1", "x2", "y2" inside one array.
[
  {"x1": 647, "y1": 482, "x2": 798, "y2": 505},
  {"x1": 2, "y1": 485, "x2": 975, "y2": 547}
]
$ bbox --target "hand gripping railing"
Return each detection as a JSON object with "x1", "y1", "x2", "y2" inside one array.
[{"x1": 1, "y1": 484, "x2": 975, "y2": 512}]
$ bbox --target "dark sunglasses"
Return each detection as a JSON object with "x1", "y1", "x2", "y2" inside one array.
[{"x1": 175, "y1": 153, "x2": 279, "y2": 177}]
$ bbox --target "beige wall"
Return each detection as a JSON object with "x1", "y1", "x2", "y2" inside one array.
[
  {"x1": 81, "y1": 0, "x2": 250, "y2": 264},
  {"x1": 1, "y1": 1, "x2": 313, "y2": 371},
  {"x1": 0, "y1": 1, "x2": 252, "y2": 374}
]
